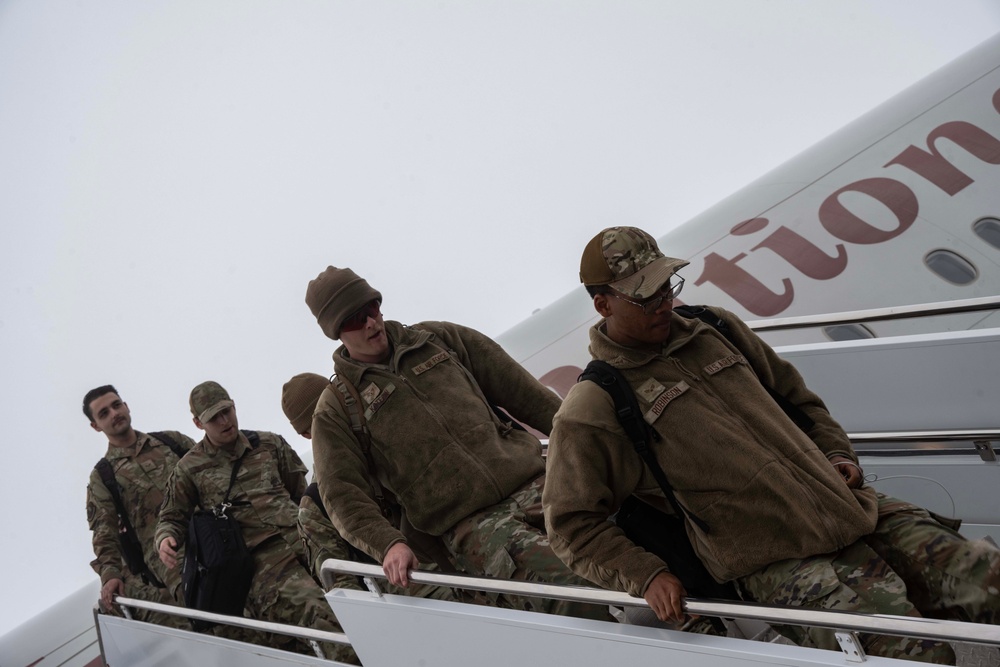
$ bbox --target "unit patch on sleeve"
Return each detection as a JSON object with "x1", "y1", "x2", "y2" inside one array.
[
  {"x1": 411, "y1": 351, "x2": 450, "y2": 376},
  {"x1": 704, "y1": 354, "x2": 747, "y2": 375},
  {"x1": 643, "y1": 381, "x2": 689, "y2": 424},
  {"x1": 636, "y1": 378, "x2": 666, "y2": 404}
]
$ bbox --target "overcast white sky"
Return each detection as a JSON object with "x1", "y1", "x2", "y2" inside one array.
[{"x1": 1, "y1": 0, "x2": 998, "y2": 638}]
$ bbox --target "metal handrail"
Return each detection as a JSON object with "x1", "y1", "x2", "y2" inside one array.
[
  {"x1": 746, "y1": 295, "x2": 1000, "y2": 332},
  {"x1": 112, "y1": 596, "x2": 351, "y2": 646},
  {"x1": 541, "y1": 428, "x2": 999, "y2": 453},
  {"x1": 320, "y1": 559, "x2": 1000, "y2": 647},
  {"x1": 849, "y1": 429, "x2": 1000, "y2": 443}
]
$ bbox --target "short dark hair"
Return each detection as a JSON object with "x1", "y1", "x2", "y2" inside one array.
[
  {"x1": 585, "y1": 284, "x2": 612, "y2": 298},
  {"x1": 83, "y1": 385, "x2": 119, "y2": 421}
]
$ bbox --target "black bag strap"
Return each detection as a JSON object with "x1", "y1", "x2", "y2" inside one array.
[
  {"x1": 213, "y1": 430, "x2": 258, "y2": 516},
  {"x1": 580, "y1": 360, "x2": 710, "y2": 533},
  {"x1": 673, "y1": 305, "x2": 815, "y2": 433},
  {"x1": 147, "y1": 431, "x2": 189, "y2": 459},
  {"x1": 94, "y1": 458, "x2": 164, "y2": 587}
]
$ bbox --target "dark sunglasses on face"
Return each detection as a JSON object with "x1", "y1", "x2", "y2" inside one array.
[{"x1": 340, "y1": 300, "x2": 381, "y2": 333}]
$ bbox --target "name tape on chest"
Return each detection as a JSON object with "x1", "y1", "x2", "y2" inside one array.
[
  {"x1": 363, "y1": 383, "x2": 396, "y2": 420},
  {"x1": 703, "y1": 354, "x2": 747, "y2": 376},
  {"x1": 411, "y1": 351, "x2": 450, "y2": 376},
  {"x1": 643, "y1": 381, "x2": 689, "y2": 424}
]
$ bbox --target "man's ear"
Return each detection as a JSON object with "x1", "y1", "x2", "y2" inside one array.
[
  {"x1": 90, "y1": 421, "x2": 101, "y2": 433},
  {"x1": 593, "y1": 293, "x2": 613, "y2": 318},
  {"x1": 193, "y1": 416, "x2": 204, "y2": 431}
]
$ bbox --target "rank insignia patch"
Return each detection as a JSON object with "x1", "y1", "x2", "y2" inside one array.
[
  {"x1": 636, "y1": 378, "x2": 666, "y2": 403},
  {"x1": 361, "y1": 382, "x2": 380, "y2": 405}
]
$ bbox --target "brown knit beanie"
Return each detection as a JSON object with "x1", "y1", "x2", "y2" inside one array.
[
  {"x1": 281, "y1": 372, "x2": 330, "y2": 435},
  {"x1": 305, "y1": 266, "x2": 382, "y2": 340}
]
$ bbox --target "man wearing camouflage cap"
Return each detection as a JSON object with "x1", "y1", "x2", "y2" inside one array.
[
  {"x1": 155, "y1": 381, "x2": 358, "y2": 664},
  {"x1": 542, "y1": 226, "x2": 1000, "y2": 662},
  {"x1": 303, "y1": 266, "x2": 611, "y2": 620}
]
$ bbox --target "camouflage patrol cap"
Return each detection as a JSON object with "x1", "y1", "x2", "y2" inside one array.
[
  {"x1": 305, "y1": 266, "x2": 383, "y2": 340},
  {"x1": 189, "y1": 381, "x2": 235, "y2": 423},
  {"x1": 579, "y1": 226, "x2": 689, "y2": 299},
  {"x1": 281, "y1": 372, "x2": 329, "y2": 435}
]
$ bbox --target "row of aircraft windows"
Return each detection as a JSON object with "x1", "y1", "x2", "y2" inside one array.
[{"x1": 822, "y1": 217, "x2": 1000, "y2": 342}]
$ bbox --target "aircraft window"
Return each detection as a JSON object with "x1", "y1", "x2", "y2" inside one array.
[
  {"x1": 973, "y1": 217, "x2": 1000, "y2": 250},
  {"x1": 823, "y1": 324, "x2": 875, "y2": 341},
  {"x1": 923, "y1": 249, "x2": 978, "y2": 285}
]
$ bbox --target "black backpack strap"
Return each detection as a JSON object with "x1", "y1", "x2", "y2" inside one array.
[
  {"x1": 303, "y1": 482, "x2": 330, "y2": 521},
  {"x1": 332, "y1": 376, "x2": 398, "y2": 522},
  {"x1": 147, "y1": 431, "x2": 189, "y2": 459},
  {"x1": 94, "y1": 458, "x2": 164, "y2": 588},
  {"x1": 580, "y1": 360, "x2": 709, "y2": 533},
  {"x1": 674, "y1": 305, "x2": 815, "y2": 433}
]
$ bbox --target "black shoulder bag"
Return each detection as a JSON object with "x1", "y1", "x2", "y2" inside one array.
[
  {"x1": 181, "y1": 431, "x2": 258, "y2": 630},
  {"x1": 580, "y1": 360, "x2": 738, "y2": 602}
]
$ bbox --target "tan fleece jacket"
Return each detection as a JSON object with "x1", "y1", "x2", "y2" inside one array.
[
  {"x1": 311, "y1": 320, "x2": 556, "y2": 561},
  {"x1": 543, "y1": 307, "x2": 878, "y2": 598}
]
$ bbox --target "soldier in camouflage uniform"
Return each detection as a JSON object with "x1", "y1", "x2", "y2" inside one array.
[
  {"x1": 155, "y1": 381, "x2": 358, "y2": 664},
  {"x1": 84, "y1": 384, "x2": 193, "y2": 628},
  {"x1": 282, "y1": 372, "x2": 456, "y2": 601},
  {"x1": 303, "y1": 267, "x2": 611, "y2": 621},
  {"x1": 543, "y1": 226, "x2": 1000, "y2": 663}
]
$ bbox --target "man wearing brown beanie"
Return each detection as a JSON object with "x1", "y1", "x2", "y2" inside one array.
[
  {"x1": 304, "y1": 266, "x2": 611, "y2": 621},
  {"x1": 282, "y1": 372, "x2": 457, "y2": 602}
]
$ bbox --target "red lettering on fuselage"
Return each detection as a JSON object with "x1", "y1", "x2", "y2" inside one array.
[
  {"x1": 692, "y1": 84, "x2": 1000, "y2": 317},
  {"x1": 884, "y1": 121, "x2": 1000, "y2": 195}
]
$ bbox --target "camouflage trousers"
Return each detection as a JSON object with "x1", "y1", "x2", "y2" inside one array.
[
  {"x1": 244, "y1": 537, "x2": 360, "y2": 665},
  {"x1": 105, "y1": 575, "x2": 191, "y2": 630},
  {"x1": 738, "y1": 493, "x2": 1000, "y2": 664},
  {"x1": 441, "y1": 474, "x2": 614, "y2": 622}
]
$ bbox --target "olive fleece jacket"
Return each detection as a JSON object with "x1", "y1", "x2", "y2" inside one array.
[
  {"x1": 311, "y1": 320, "x2": 557, "y2": 562},
  {"x1": 543, "y1": 307, "x2": 878, "y2": 598}
]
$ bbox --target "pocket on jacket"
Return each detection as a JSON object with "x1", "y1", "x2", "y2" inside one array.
[{"x1": 398, "y1": 443, "x2": 495, "y2": 520}]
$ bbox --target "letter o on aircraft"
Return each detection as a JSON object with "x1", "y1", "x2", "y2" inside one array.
[{"x1": 819, "y1": 177, "x2": 918, "y2": 244}]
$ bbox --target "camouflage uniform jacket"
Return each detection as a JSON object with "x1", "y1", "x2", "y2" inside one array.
[
  {"x1": 543, "y1": 307, "x2": 879, "y2": 598},
  {"x1": 87, "y1": 430, "x2": 195, "y2": 588},
  {"x1": 155, "y1": 430, "x2": 308, "y2": 554},
  {"x1": 311, "y1": 320, "x2": 557, "y2": 561},
  {"x1": 298, "y1": 494, "x2": 365, "y2": 591}
]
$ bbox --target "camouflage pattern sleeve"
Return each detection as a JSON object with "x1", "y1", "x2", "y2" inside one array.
[
  {"x1": 153, "y1": 460, "x2": 199, "y2": 551},
  {"x1": 708, "y1": 307, "x2": 858, "y2": 462},
  {"x1": 86, "y1": 469, "x2": 125, "y2": 585},
  {"x1": 426, "y1": 321, "x2": 562, "y2": 435},
  {"x1": 276, "y1": 435, "x2": 308, "y2": 504},
  {"x1": 298, "y1": 497, "x2": 365, "y2": 591}
]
